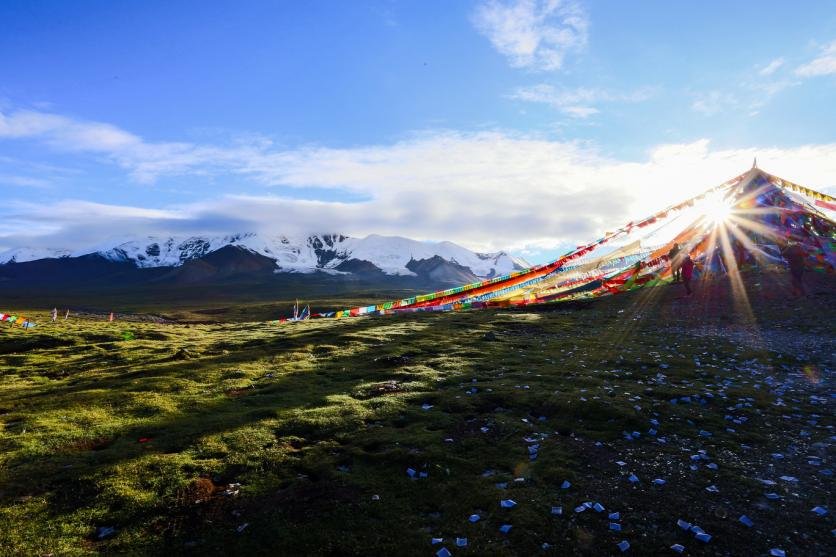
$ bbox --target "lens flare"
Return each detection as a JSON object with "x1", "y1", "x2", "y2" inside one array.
[{"x1": 702, "y1": 193, "x2": 733, "y2": 224}]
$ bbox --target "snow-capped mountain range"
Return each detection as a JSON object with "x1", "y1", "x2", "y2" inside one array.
[{"x1": 0, "y1": 233, "x2": 528, "y2": 278}]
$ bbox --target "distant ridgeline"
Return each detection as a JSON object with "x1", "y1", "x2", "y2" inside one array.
[
  {"x1": 0, "y1": 233, "x2": 529, "y2": 305},
  {"x1": 278, "y1": 167, "x2": 835, "y2": 322}
]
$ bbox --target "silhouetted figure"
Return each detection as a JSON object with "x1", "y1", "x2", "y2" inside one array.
[
  {"x1": 51, "y1": 308, "x2": 58, "y2": 322},
  {"x1": 781, "y1": 241, "x2": 807, "y2": 296},
  {"x1": 681, "y1": 253, "x2": 695, "y2": 296},
  {"x1": 667, "y1": 242, "x2": 681, "y2": 282},
  {"x1": 733, "y1": 239, "x2": 746, "y2": 269}
]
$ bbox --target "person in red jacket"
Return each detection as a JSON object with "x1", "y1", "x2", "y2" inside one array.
[{"x1": 681, "y1": 253, "x2": 695, "y2": 296}]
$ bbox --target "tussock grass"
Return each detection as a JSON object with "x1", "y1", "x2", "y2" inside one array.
[{"x1": 0, "y1": 271, "x2": 833, "y2": 555}]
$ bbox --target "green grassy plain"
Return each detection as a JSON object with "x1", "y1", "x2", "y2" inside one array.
[{"x1": 1, "y1": 271, "x2": 833, "y2": 555}]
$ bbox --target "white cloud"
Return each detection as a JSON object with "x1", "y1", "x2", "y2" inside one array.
[
  {"x1": 795, "y1": 40, "x2": 836, "y2": 77},
  {"x1": 758, "y1": 57, "x2": 785, "y2": 76},
  {"x1": 13, "y1": 200, "x2": 183, "y2": 221},
  {"x1": 3, "y1": 111, "x2": 835, "y2": 257},
  {"x1": 510, "y1": 84, "x2": 652, "y2": 117},
  {"x1": 0, "y1": 109, "x2": 140, "y2": 150},
  {"x1": 472, "y1": 0, "x2": 588, "y2": 71}
]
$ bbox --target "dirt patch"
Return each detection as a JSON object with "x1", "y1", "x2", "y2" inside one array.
[
  {"x1": 225, "y1": 386, "x2": 254, "y2": 398},
  {"x1": 177, "y1": 477, "x2": 220, "y2": 506},
  {"x1": 356, "y1": 380, "x2": 406, "y2": 399},
  {"x1": 169, "y1": 348, "x2": 196, "y2": 360},
  {"x1": 372, "y1": 354, "x2": 412, "y2": 367}
]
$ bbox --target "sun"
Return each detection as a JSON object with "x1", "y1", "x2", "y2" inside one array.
[{"x1": 701, "y1": 192, "x2": 733, "y2": 224}]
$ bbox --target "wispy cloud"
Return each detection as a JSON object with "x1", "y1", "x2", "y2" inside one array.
[
  {"x1": 0, "y1": 109, "x2": 265, "y2": 185},
  {"x1": 472, "y1": 0, "x2": 588, "y2": 71},
  {"x1": 0, "y1": 174, "x2": 50, "y2": 188},
  {"x1": 758, "y1": 57, "x2": 785, "y2": 76},
  {"x1": 795, "y1": 40, "x2": 836, "y2": 77},
  {"x1": 0, "y1": 154, "x2": 77, "y2": 189},
  {"x1": 0, "y1": 109, "x2": 139, "y2": 150},
  {"x1": 691, "y1": 91, "x2": 738, "y2": 116},
  {"x1": 2, "y1": 110, "x2": 835, "y2": 255},
  {"x1": 691, "y1": 64, "x2": 800, "y2": 117},
  {"x1": 745, "y1": 78, "x2": 800, "y2": 115},
  {"x1": 510, "y1": 84, "x2": 653, "y2": 117}
]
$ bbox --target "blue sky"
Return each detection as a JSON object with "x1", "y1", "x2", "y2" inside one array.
[{"x1": 1, "y1": 0, "x2": 835, "y2": 260}]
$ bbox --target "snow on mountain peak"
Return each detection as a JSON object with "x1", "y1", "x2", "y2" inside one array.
[
  {"x1": 0, "y1": 247, "x2": 71, "y2": 265},
  {"x1": 0, "y1": 233, "x2": 529, "y2": 278}
]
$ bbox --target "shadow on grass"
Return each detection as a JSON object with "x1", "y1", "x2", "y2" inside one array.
[
  {"x1": 2, "y1": 271, "x2": 832, "y2": 555},
  {"x1": 1, "y1": 312, "x2": 490, "y2": 552}
]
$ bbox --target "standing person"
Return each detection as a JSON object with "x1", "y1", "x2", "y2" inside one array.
[
  {"x1": 64, "y1": 309, "x2": 70, "y2": 320},
  {"x1": 108, "y1": 312, "x2": 114, "y2": 322},
  {"x1": 708, "y1": 246, "x2": 726, "y2": 278},
  {"x1": 781, "y1": 241, "x2": 807, "y2": 296},
  {"x1": 667, "y1": 243, "x2": 681, "y2": 282},
  {"x1": 681, "y1": 253, "x2": 695, "y2": 296},
  {"x1": 733, "y1": 239, "x2": 746, "y2": 269},
  {"x1": 51, "y1": 308, "x2": 58, "y2": 322}
]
